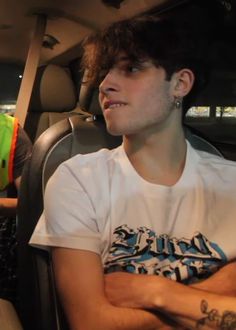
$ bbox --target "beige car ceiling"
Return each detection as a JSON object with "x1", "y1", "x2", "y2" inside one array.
[{"x1": 0, "y1": 0, "x2": 168, "y2": 65}]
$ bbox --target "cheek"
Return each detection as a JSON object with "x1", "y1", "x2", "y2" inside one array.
[{"x1": 145, "y1": 84, "x2": 171, "y2": 112}]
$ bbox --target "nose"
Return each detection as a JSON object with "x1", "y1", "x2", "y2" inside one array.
[{"x1": 99, "y1": 69, "x2": 119, "y2": 95}]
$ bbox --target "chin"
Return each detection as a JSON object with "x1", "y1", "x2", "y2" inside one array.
[
  {"x1": 106, "y1": 127, "x2": 123, "y2": 136},
  {"x1": 106, "y1": 120, "x2": 141, "y2": 136}
]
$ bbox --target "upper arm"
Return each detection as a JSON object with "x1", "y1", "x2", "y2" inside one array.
[
  {"x1": 39, "y1": 162, "x2": 170, "y2": 330},
  {"x1": 13, "y1": 125, "x2": 32, "y2": 180},
  {"x1": 52, "y1": 248, "x2": 109, "y2": 330},
  {"x1": 51, "y1": 248, "x2": 169, "y2": 330}
]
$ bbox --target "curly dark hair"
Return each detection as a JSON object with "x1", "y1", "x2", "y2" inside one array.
[{"x1": 82, "y1": 15, "x2": 209, "y2": 113}]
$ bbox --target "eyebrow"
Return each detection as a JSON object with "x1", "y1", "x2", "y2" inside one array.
[
  {"x1": 114, "y1": 56, "x2": 152, "y2": 70},
  {"x1": 114, "y1": 55, "x2": 146, "y2": 67}
]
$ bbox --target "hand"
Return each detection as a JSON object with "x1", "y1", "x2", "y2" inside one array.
[
  {"x1": 105, "y1": 272, "x2": 190, "y2": 329},
  {"x1": 105, "y1": 272, "x2": 143, "y2": 308},
  {"x1": 104, "y1": 272, "x2": 167, "y2": 310}
]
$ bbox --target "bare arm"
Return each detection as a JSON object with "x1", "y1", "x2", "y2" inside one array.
[
  {"x1": 152, "y1": 276, "x2": 236, "y2": 330},
  {"x1": 191, "y1": 261, "x2": 236, "y2": 296},
  {"x1": 104, "y1": 262, "x2": 236, "y2": 330},
  {"x1": 0, "y1": 177, "x2": 20, "y2": 217},
  {"x1": 52, "y1": 248, "x2": 177, "y2": 330}
]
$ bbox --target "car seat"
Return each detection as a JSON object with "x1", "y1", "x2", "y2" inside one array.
[
  {"x1": 17, "y1": 77, "x2": 222, "y2": 330},
  {"x1": 23, "y1": 64, "x2": 82, "y2": 143}
]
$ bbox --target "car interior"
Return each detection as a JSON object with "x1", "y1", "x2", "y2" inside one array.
[{"x1": 0, "y1": 0, "x2": 236, "y2": 329}]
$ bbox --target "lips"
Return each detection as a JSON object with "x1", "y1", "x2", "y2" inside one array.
[{"x1": 103, "y1": 100, "x2": 127, "y2": 110}]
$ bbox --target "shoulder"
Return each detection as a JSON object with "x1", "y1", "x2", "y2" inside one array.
[
  {"x1": 195, "y1": 148, "x2": 236, "y2": 168},
  {"x1": 48, "y1": 145, "x2": 123, "y2": 191},
  {"x1": 60, "y1": 145, "x2": 122, "y2": 176},
  {"x1": 45, "y1": 146, "x2": 123, "y2": 216},
  {"x1": 191, "y1": 145, "x2": 236, "y2": 179}
]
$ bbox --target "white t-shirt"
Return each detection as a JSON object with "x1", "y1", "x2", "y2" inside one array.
[{"x1": 30, "y1": 141, "x2": 236, "y2": 284}]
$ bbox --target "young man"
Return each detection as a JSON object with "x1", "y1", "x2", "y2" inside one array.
[
  {"x1": 0, "y1": 113, "x2": 32, "y2": 302},
  {"x1": 31, "y1": 16, "x2": 236, "y2": 329}
]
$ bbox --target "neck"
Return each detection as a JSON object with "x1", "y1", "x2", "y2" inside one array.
[{"x1": 123, "y1": 124, "x2": 187, "y2": 186}]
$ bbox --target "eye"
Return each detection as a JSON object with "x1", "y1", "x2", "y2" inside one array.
[
  {"x1": 127, "y1": 65, "x2": 139, "y2": 73},
  {"x1": 124, "y1": 60, "x2": 145, "y2": 74}
]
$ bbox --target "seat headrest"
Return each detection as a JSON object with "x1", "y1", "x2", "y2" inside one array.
[{"x1": 29, "y1": 64, "x2": 77, "y2": 113}]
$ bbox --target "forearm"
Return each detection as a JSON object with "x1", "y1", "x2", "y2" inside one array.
[
  {"x1": 191, "y1": 261, "x2": 236, "y2": 296},
  {"x1": 156, "y1": 281, "x2": 236, "y2": 330},
  {"x1": 0, "y1": 197, "x2": 17, "y2": 216},
  {"x1": 110, "y1": 274, "x2": 236, "y2": 329},
  {"x1": 53, "y1": 249, "x2": 176, "y2": 330},
  {"x1": 100, "y1": 305, "x2": 176, "y2": 330},
  {"x1": 105, "y1": 271, "x2": 236, "y2": 330},
  {"x1": 167, "y1": 261, "x2": 236, "y2": 328},
  {"x1": 62, "y1": 296, "x2": 176, "y2": 330}
]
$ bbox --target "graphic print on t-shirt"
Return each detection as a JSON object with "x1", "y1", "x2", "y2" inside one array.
[{"x1": 104, "y1": 225, "x2": 227, "y2": 283}]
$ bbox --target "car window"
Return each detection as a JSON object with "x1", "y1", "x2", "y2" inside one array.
[
  {"x1": 186, "y1": 106, "x2": 236, "y2": 118},
  {"x1": 0, "y1": 63, "x2": 23, "y2": 115}
]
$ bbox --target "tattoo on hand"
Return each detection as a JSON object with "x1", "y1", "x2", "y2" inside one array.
[{"x1": 196, "y1": 300, "x2": 236, "y2": 329}]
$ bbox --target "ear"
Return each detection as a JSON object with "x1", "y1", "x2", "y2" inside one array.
[{"x1": 171, "y1": 69, "x2": 195, "y2": 98}]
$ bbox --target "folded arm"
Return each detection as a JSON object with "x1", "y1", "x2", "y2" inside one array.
[
  {"x1": 52, "y1": 248, "x2": 178, "y2": 330},
  {"x1": 104, "y1": 262, "x2": 236, "y2": 330},
  {"x1": 191, "y1": 260, "x2": 236, "y2": 296}
]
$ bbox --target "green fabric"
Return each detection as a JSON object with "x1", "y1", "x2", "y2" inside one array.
[{"x1": 0, "y1": 114, "x2": 15, "y2": 190}]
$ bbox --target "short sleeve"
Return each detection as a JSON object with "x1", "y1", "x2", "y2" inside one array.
[{"x1": 30, "y1": 161, "x2": 102, "y2": 254}]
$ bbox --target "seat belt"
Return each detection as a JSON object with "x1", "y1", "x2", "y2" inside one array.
[{"x1": 14, "y1": 15, "x2": 47, "y2": 127}]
